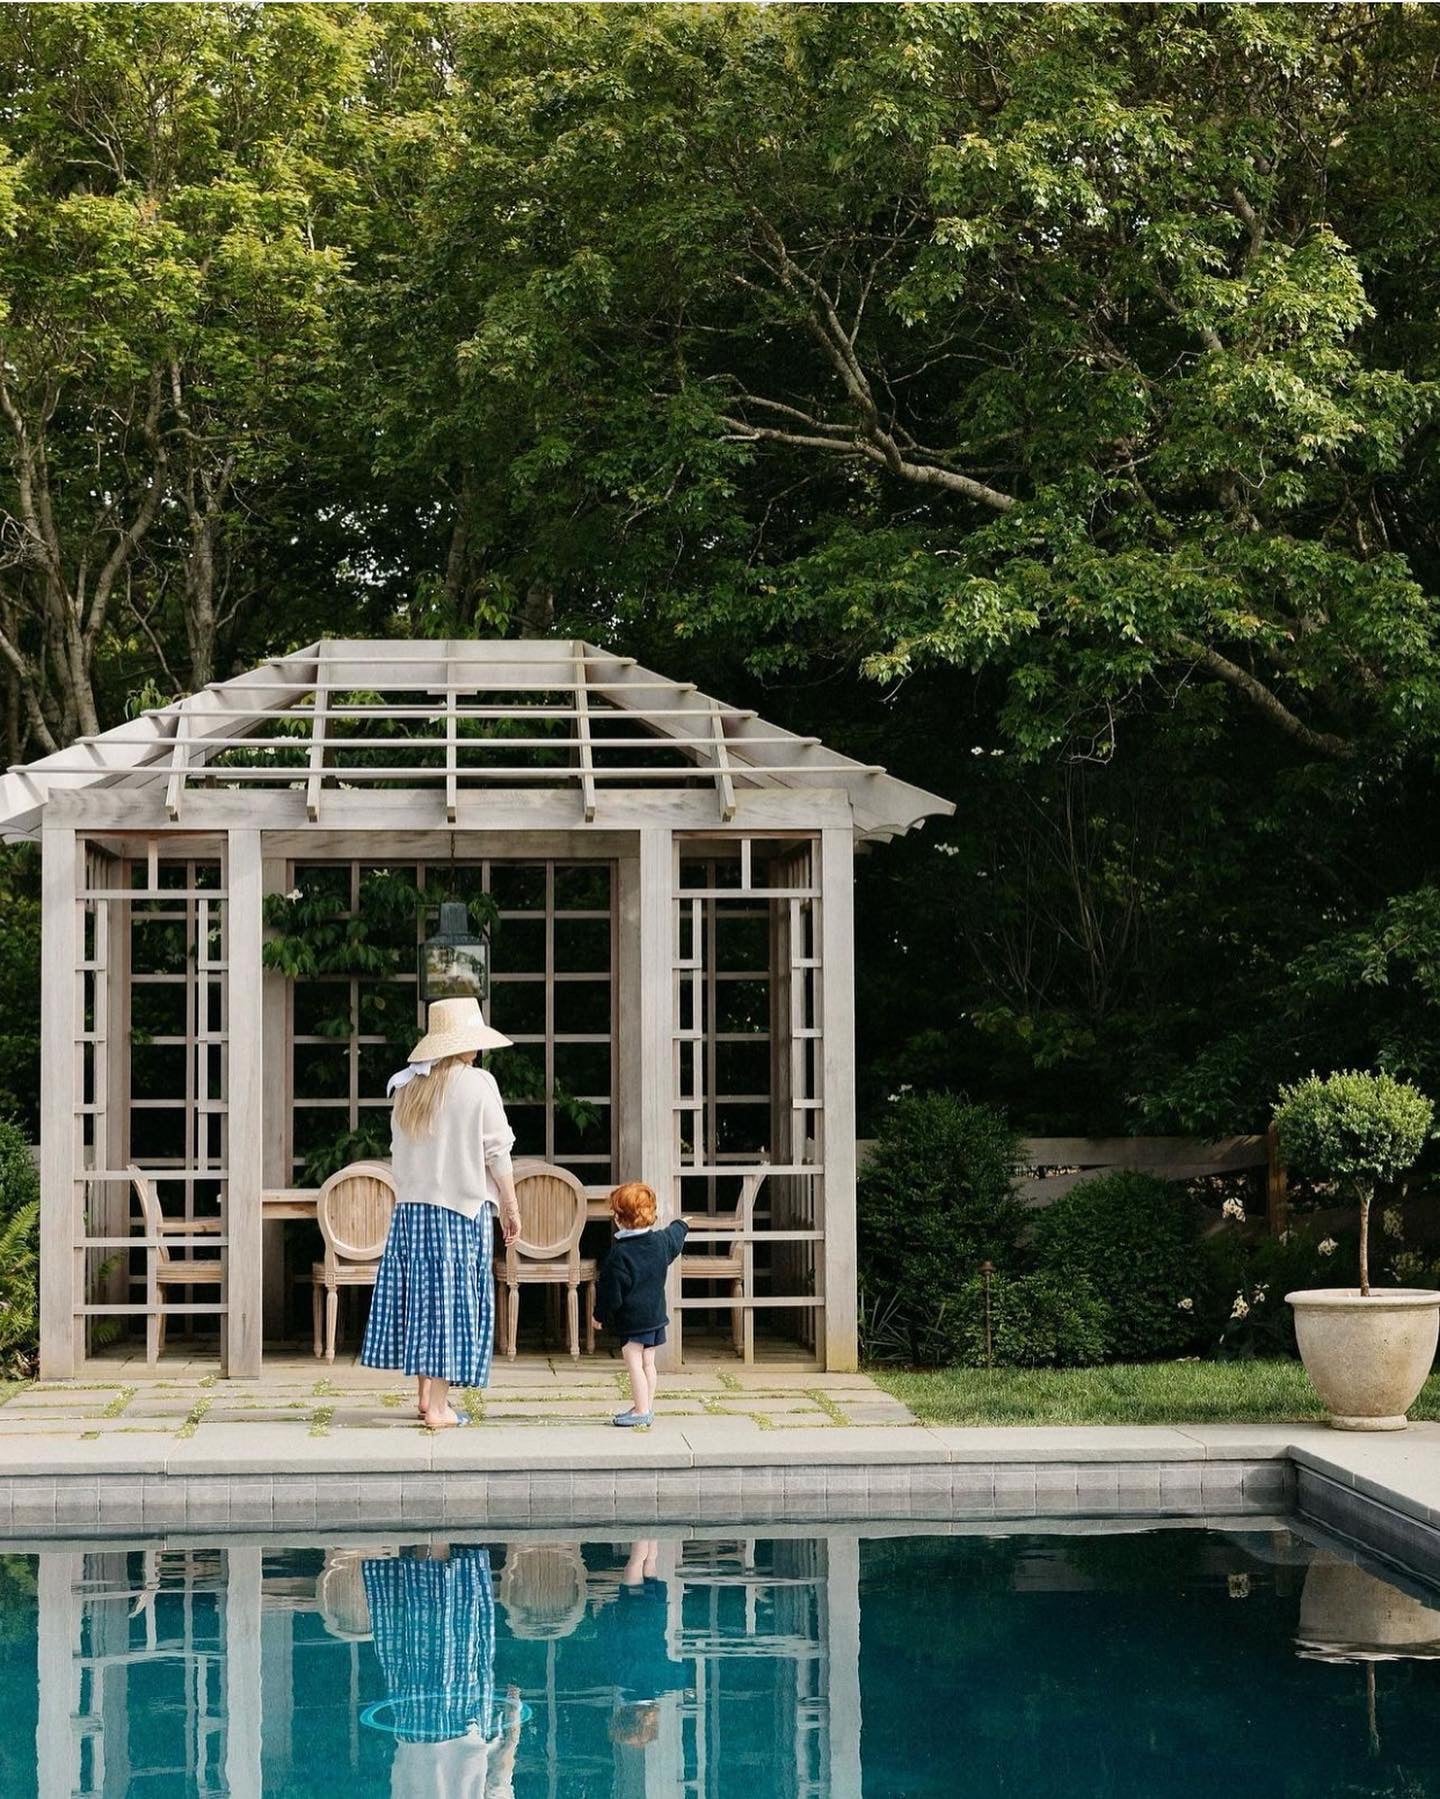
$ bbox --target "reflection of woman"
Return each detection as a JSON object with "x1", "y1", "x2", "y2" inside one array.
[
  {"x1": 363, "y1": 1544, "x2": 522, "y2": 1799},
  {"x1": 362, "y1": 997, "x2": 522, "y2": 1431}
]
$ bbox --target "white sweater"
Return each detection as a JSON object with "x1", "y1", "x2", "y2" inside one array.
[{"x1": 390, "y1": 1065, "x2": 516, "y2": 1221}]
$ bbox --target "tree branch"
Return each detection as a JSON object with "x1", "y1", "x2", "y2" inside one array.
[{"x1": 1177, "y1": 638, "x2": 1354, "y2": 758}]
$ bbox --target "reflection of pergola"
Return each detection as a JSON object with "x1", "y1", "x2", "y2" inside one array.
[
  {"x1": 1, "y1": 639, "x2": 948, "y2": 1377},
  {"x1": 34, "y1": 1533, "x2": 862, "y2": 1794}
]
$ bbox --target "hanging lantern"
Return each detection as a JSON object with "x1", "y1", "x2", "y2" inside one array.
[{"x1": 419, "y1": 900, "x2": 490, "y2": 1005}]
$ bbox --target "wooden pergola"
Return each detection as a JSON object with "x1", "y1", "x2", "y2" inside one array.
[{"x1": 1, "y1": 639, "x2": 950, "y2": 1377}]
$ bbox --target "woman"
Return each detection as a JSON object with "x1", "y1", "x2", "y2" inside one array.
[{"x1": 362, "y1": 996, "x2": 522, "y2": 1430}]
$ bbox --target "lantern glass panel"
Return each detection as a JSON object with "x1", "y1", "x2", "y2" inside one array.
[{"x1": 420, "y1": 938, "x2": 488, "y2": 1004}]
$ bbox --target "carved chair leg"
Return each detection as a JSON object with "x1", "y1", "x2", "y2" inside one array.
[
  {"x1": 312, "y1": 1283, "x2": 323, "y2": 1358},
  {"x1": 732, "y1": 1280, "x2": 744, "y2": 1356},
  {"x1": 325, "y1": 1286, "x2": 339, "y2": 1364},
  {"x1": 567, "y1": 1285, "x2": 580, "y2": 1361},
  {"x1": 506, "y1": 1284, "x2": 519, "y2": 1359}
]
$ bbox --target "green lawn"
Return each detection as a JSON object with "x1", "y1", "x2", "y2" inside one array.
[{"x1": 872, "y1": 1360, "x2": 1440, "y2": 1428}]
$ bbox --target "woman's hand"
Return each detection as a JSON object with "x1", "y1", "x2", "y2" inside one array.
[{"x1": 495, "y1": 1169, "x2": 522, "y2": 1245}]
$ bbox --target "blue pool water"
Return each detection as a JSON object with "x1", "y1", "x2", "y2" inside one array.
[{"x1": 0, "y1": 1525, "x2": 1437, "y2": 1795}]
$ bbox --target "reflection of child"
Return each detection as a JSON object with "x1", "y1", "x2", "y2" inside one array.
[
  {"x1": 610, "y1": 1702, "x2": 660, "y2": 1749},
  {"x1": 594, "y1": 1183, "x2": 687, "y2": 1428}
]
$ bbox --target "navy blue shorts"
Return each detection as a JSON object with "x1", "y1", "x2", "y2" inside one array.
[{"x1": 623, "y1": 1326, "x2": 667, "y2": 1349}]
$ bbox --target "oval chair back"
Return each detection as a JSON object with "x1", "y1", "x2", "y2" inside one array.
[
  {"x1": 317, "y1": 1161, "x2": 396, "y2": 1270},
  {"x1": 498, "y1": 1544, "x2": 588, "y2": 1641},
  {"x1": 497, "y1": 1163, "x2": 597, "y2": 1360},
  {"x1": 511, "y1": 1165, "x2": 587, "y2": 1263}
]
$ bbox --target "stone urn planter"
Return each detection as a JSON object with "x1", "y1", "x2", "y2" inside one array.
[
  {"x1": 1275, "y1": 1071, "x2": 1439, "y2": 1433},
  {"x1": 1286, "y1": 1288, "x2": 1440, "y2": 1430}
]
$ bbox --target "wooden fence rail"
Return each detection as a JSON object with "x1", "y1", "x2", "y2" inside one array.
[{"x1": 858, "y1": 1130, "x2": 1289, "y2": 1234}]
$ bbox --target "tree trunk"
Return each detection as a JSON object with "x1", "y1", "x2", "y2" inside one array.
[
  {"x1": 518, "y1": 579, "x2": 554, "y2": 638},
  {"x1": 1358, "y1": 1181, "x2": 1372, "y2": 1297}
]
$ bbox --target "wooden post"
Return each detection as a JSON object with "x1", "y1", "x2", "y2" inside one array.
[
  {"x1": 614, "y1": 850, "x2": 642, "y2": 1179},
  {"x1": 261, "y1": 853, "x2": 290, "y2": 1341},
  {"x1": 1266, "y1": 1123, "x2": 1289, "y2": 1238},
  {"x1": 819, "y1": 825, "x2": 858, "y2": 1372},
  {"x1": 40, "y1": 825, "x2": 80, "y2": 1378},
  {"x1": 104, "y1": 861, "x2": 132, "y2": 1311},
  {"x1": 637, "y1": 828, "x2": 678, "y2": 1368},
  {"x1": 226, "y1": 829, "x2": 264, "y2": 1376}
]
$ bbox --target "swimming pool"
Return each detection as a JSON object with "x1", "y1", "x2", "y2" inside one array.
[{"x1": 1, "y1": 1524, "x2": 1436, "y2": 1796}]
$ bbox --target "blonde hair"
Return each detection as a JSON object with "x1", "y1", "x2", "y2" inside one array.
[
  {"x1": 610, "y1": 1181, "x2": 657, "y2": 1230},
  {"x1": 392, "y1": 1054, "x2": 470, "y2": 1139}
]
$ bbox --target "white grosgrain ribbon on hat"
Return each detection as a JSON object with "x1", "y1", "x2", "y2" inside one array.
[{"x1": 386, "y1": 1060, "x2": 434, "y2": 1096}]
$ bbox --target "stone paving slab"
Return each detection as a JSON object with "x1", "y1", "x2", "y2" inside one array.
[{"x1": 1, "y1": 1355, "x2": 908, "y2": 1455}]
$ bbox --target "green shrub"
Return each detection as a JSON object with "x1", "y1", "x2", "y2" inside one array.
[
  {"x1": 1031, "y1": 1170, "x2": 1202, "y2": 1360},
  {"x1": 0, "y1": 1120, "x2": 38, "y2": 1219},
  {"x1": 943, "y1": 1270, "x2": 1110, "y2": 1369},
  {"x1": 0, "y1": 1118, "x2": 39, "y2": 1377},
  {"x1": 1274, "y1": 1070, "x2": 1434, "y2": 1293},
  {"x1": 858, "y1": 1094, "x2": 1023, "y2": 1364}
]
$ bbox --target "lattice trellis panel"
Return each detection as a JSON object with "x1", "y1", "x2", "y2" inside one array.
[{"x1": 672, "y1": 835, "x2": 825, "y2": 1361}]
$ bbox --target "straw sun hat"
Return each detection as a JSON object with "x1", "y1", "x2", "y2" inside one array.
[{"x1": 408, "y1": 996, "x2": 511, "y2": 1062}]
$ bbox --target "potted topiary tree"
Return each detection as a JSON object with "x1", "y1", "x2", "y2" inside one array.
[{"x1": 1276, "y1": 1070, "x2": 1437, "y2": 1431}]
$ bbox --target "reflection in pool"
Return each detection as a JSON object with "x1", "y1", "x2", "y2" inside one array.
[{"x1": 0, "y1": 1526, "x2": 1438, "y2": 1795}]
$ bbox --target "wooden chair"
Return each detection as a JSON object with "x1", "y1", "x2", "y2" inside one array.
[
  {"x1": 310, "y1": 1160, "x2": 396, "y2": 1362},
  {"x1": 680, "y1": 1170, "x2": 767, "y2": 1362},
  {"x1": 495, "y1": 1163, "x2": 596, "y2": 1360},
  {"x1": 128, "y1": 1165, "x2": 225, "y2": 1367}
]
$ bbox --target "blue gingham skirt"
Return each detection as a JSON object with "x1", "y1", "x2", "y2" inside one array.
[
  {"x1": 361, "y1": 1202, "x2": 495, "y2": 1387},
  {"x1": 363, "y1": 1548, "x2": 496, "y2": 1743}
]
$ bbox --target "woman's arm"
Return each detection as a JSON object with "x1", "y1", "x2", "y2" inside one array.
[
  {"x1": 493, "y1": 1164, "x2": 521, "y2": 1246},
  {"x1": 480, "y1": 1070, "x2": 521, "y2": 1244}
]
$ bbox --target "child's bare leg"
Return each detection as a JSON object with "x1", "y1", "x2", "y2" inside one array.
[
  {"x1": 622, "y1": 1540, "x2": 650, "y2": 1586},
  {"x1": 621, "y1": 1341, "x2": 649, "y2": 1414},
  {"x1": 642, "y1": 1346, "x2": 658, "y2": 1415},
  {"x1": 417, "y1": 1376, "x2": 431, "y2": 1418}
]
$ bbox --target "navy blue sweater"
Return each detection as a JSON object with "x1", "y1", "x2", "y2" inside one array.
[{"x1": 594, "y1": 1222, "x2": 689, "y2": 1338}]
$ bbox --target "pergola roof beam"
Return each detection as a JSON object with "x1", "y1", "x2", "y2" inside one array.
[{"x1": 0, "y1": 636, "x2": 952, "y2": 841}]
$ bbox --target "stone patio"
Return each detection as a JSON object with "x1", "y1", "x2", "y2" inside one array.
[{"x1": 0, "y1": 1351, "x2": 917, "y2": 1449}]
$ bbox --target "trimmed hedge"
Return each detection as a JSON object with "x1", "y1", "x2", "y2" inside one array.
[
  {"x1": 1031, "y1": 1169, "x2": 1202, "y2": 1361},
  {"x1": 858, "y1": 1094, "x2": 1023, "y2": 1364},
  {"x1": 945, "y1": 1270, "x2": 1109, "y2": 1369}
]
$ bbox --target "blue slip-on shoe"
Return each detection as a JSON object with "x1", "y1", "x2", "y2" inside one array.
[{"x1": 612, "y1": 1409, "x2": 654, "y2": 1428}]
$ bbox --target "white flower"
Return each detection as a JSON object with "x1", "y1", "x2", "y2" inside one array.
[
  {"x1": 284, "y1": 887, "x2": 303, "y2": 902},
  {"x1": 1230, "y1": 1294, "x2": 1250, "y2": 1321},
  {"x1": 1177, "y1": 1297, "x2": 1194, "y2": 1312},
  {"x1": 1279, "y1": 1230, "x2": 1293, "y2": 1245},
  {"x1": 1252, "y1": 1286, "x2": 1267, "y2": 1305},
  {"x1": 1222, "y1": 1198, "x2": 1246, "y2": 1223},
  {"x1": 1318, "y1": 1237, "x2": 1338, "y2": 1258}
]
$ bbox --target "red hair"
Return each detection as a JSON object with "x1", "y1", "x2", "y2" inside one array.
[{"x1": 610, "y1": 1181, "x2": 657, "y2": 1230}]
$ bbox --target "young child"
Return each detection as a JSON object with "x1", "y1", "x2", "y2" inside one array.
[{"x1": 593, "y1": 1182, "x2": 688, "y2": 1428}]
